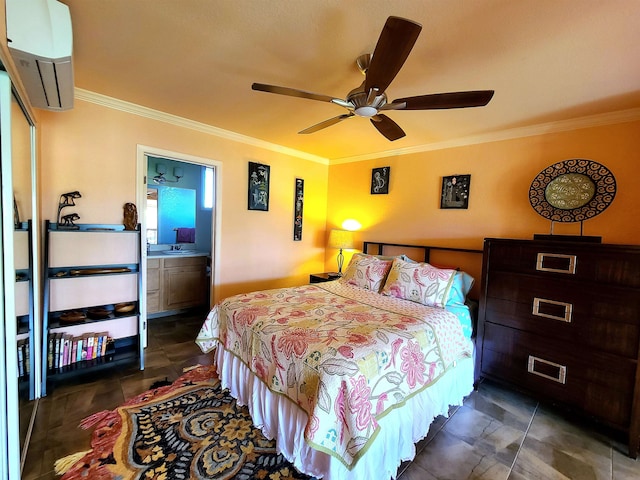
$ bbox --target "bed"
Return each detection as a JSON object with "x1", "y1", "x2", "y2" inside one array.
[{"x1": 196, "y1": 242, "x2": 482, "y2": 480}]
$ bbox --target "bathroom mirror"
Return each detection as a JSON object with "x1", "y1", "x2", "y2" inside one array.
[{"x1": 146, "y1": 185, "x2": 196, "y2": 245}]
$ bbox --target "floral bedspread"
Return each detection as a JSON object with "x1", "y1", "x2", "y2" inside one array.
[{"x1": 196, "y1": 281, "x2": 473, "y2": 468}]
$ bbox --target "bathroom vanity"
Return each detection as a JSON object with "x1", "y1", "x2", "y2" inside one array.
[{"x1": 147, "y1": 251, "x2": 209, "y2": 315}]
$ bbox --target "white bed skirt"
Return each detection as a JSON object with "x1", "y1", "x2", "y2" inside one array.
[{"x1": 214, "y1": 346, "x2": 475, "y2": 480}]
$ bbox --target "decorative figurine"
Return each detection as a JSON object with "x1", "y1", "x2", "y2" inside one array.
[
  {"x1": 61, "y1": 212, "x2": 80, "y2": 229},
  {"x1": 13, "y1": 196, "x2": 20, "y2": 229},
  {"x1": 123, "y1": 202, "x2": 138, "y2": 230},
  {"x1": 57, "y1": 191, "x2": 81, "y2": 229}
]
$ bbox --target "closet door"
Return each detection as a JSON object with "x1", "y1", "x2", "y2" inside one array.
[
  {"x1": 0, "y1": 70, "x2": 38, "y2": 479},
  {"x1": 0, "y1": 69, "x2": 19, "y2": 480}
]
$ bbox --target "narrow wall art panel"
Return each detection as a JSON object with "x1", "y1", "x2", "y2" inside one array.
[
  {"x1": 293, "y1": 178, "x2": 304, "y2": 241},
  {"x1": 248, "y1": 162, "x2": 270, "y2": 211}
]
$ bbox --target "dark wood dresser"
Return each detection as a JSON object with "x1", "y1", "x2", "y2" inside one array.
[{"x1": 476, "y1": 237, "x2": 640, "y2": 458}]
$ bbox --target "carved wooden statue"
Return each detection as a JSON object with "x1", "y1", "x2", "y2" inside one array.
[{"x1": 123, "y1": 202, "x2": 138, "y2": 231}]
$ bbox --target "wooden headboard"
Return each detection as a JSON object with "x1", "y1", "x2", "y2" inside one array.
[{"x1": 362, "y1": 241, "x2": 484, "y2": 299}]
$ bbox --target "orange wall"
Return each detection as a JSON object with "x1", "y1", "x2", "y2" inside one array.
[
  {"x1": 37, "y1": 98, "x2": 639, "y2": 302},
  {"x1": 326, "y1": 120, "x2": 640, "y2": 292},
  {"x1": 39, "y1": 100, "x2": 329, "y2": 302}
]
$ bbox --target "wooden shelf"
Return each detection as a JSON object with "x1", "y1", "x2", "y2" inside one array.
[
  {"x1": 42, "y1": 221, "x2": 144, "y2": 395},
  {"x1": 47, "y1": 338, "x2": 138, "y2": 380}
]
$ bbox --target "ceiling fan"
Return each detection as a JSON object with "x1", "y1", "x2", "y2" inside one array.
[{"x1": 252, "y1": 16, "x2": 494, "y2": 141}]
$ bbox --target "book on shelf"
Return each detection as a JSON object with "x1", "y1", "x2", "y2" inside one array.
[
  {"x1": 53, "y1": 332, "x2": 63, "y2": 369},
  {"x1": 76, "y1": 336, "x2": 83, "y2": 363},
  {"x1": 81, "y1": 333, "x2": 90, "y2": 361},
  {"x1": 47, "y1": 334, "x2": 54, "y2": 370},
  {"x1": 60, "y1": 335, "x2": 67, "y2": 368},
  {"x1": 17, "y1": 339, "x2": 25, "y2": 377},
  {"x1": 101, "y1": 333, "x2": 109, "y2": 356},
  {"x1": 71, "y1": 336, "x2": 81, "y2": 364},
  {"x1": 24, "y1": 339, "x2": 30, "y2": 374},
  {"x1": 96, "y1": 332, "x2": 108, "y2": 358},
  {"x1": 106, "y1": 337, "x2": 115, "y2": 354},
  {"x1": 87, "y1": 335, "x2": 94, "y2": 360},
  {"x1": 61, "y1": 333, "x2": 72, "y2": 367},
  {"x1": 92, "y1": 334, "x2": 98, "y2": 359}
]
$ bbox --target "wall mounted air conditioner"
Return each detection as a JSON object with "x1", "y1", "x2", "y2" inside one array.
[{"x1": 6, "y1": 0, "x2": 74, "y2": 111}]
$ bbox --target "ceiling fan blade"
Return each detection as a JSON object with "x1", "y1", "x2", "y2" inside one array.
[
  {"x1": 365, "y1": 17, "x2": 422, "y2": 94},
  {"x1": 252, "y1": 83, "x2": 340, "y2": 104},
  {"x1": 299, "y1": 113, "x2": 354, "y2": 134},
  {"x1": 391, "y1": 90, "x2": 495, "y2": 110},
  {"x1": 370, "y1": 114, "x2": 406, "y2": 141}
]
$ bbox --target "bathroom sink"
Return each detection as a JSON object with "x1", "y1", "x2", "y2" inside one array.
[{"x1": 164, "y1": 250, "x2": 196, "y2": 255}]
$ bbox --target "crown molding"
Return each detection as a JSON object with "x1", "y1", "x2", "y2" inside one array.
[
  {"x1": 76, "y1": 89, "x2": 639, "y2": 166},
  {"x1": 330, "y1": 108, "x2": 640, "y2": 164},
  {"x1": 74, "y1": 88, "x2": 330, "y2": 165}
]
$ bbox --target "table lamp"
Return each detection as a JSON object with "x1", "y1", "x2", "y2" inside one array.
[{"x1": 328, "y1": 229, "x2": 354, "y2": 275}]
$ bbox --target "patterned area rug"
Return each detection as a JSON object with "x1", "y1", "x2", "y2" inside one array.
[{"x1": 56, "y1": 364, "x2": 315, "y2": 480}]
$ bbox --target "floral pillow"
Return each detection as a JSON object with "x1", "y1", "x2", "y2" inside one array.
[
  {"x1": 381, "y1": 257, "x2": 457, "y2": 308},
  {"x1": 341, "y1": 253, "x2": 393, "y2": 292}
]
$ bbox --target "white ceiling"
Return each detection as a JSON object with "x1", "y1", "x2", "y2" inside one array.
[{"x1": 61, "y1": 0, "x2": 640, "y2": 161}]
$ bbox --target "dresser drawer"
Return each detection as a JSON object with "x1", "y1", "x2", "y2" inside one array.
[
  {"x1": 486, "y1": 297, "x2": 640, "y2": 358},
  {"x1": 481, "y1": 322, "x2": 635, "y2": 428},
  {"x1": 163, "y1": 256, "x2": 207, "y2": 268},
  {"x1": 485, "y1": 271, "x2": 640, "y2": 358},
  {"x1": 486, "y1": 240, "x2": 640, "y2": 288}
]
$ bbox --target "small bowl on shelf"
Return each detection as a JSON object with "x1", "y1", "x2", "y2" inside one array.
[
  {"x1": 59, "y1": 310, "x2": 86, "y2": 324},
  {"x1": 114, "y1": 302, "x2": 136, "y2": 314},
  {"x1": 87, "y1": 306, "x2": 112, "y2": 319}
]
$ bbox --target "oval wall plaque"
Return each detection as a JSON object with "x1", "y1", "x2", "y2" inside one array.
[{"x1": 529, "y1": 159, "x2": 616, "y2": 223}]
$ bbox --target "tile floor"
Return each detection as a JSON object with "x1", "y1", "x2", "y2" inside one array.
[{"x1": 22, "y1": 311, "x2": 639, "y2": 479}]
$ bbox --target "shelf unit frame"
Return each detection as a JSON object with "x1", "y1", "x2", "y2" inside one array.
[{"x1": 41, "y1": 221, "x2": 145, "y2": 396}]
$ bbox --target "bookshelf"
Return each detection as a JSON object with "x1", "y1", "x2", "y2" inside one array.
[
  {"x1": 15, "y1": 221, "x2": 35, "y2": 400},
  {"x1": 41, "y1": 221, "x2": 146, "y2": 395}
]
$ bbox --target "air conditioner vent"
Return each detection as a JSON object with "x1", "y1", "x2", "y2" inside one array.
[{"x1": 6, "y1": 0, "x2": 74, "y2": 111}]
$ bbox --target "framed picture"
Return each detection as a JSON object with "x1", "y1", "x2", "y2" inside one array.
[
  {"x1": 371, "y1": 166, "x2": 390, "y2": 194},
  {"x1": 248, "y1": 162, "x2": 270, "y2": 211},
  {"x1": 441, "y1": 174, "x2": 471, "y2": 209},
  {"x1": 293, "y1": 178, "x2": 304, "y2": 241}
]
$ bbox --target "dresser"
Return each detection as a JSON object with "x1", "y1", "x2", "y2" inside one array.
[{"x1": 476, "y1": 238, "x2": 640, "y2": 458}]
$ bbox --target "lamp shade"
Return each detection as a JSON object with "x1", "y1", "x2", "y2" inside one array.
[{"x1": 328, "y1": 229, "x2": 354, "y2": 249}]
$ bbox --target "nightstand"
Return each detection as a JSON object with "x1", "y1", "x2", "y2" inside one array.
[{"x1": 309, "y1": 272, "x2": 341, "y2": 283}]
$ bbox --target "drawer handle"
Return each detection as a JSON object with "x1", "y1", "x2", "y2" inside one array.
[
  {"x1": 532, "y1": 297, "x2": 573, "y2": 323},
  {"x1": 527, "y1": 355, "x2": 567, "y2": 384},
  {"x1": 536, "y1": 252, "x2": 577, "y2": 274}
]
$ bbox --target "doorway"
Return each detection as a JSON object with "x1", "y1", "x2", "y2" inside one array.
[{"x1": 136, "y1": 145, "x2": 221, "y2": 349}]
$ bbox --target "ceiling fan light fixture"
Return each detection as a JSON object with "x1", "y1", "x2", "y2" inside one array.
[{"x1": 354, "y1": 105, "x2": 378, "y2": 117}]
